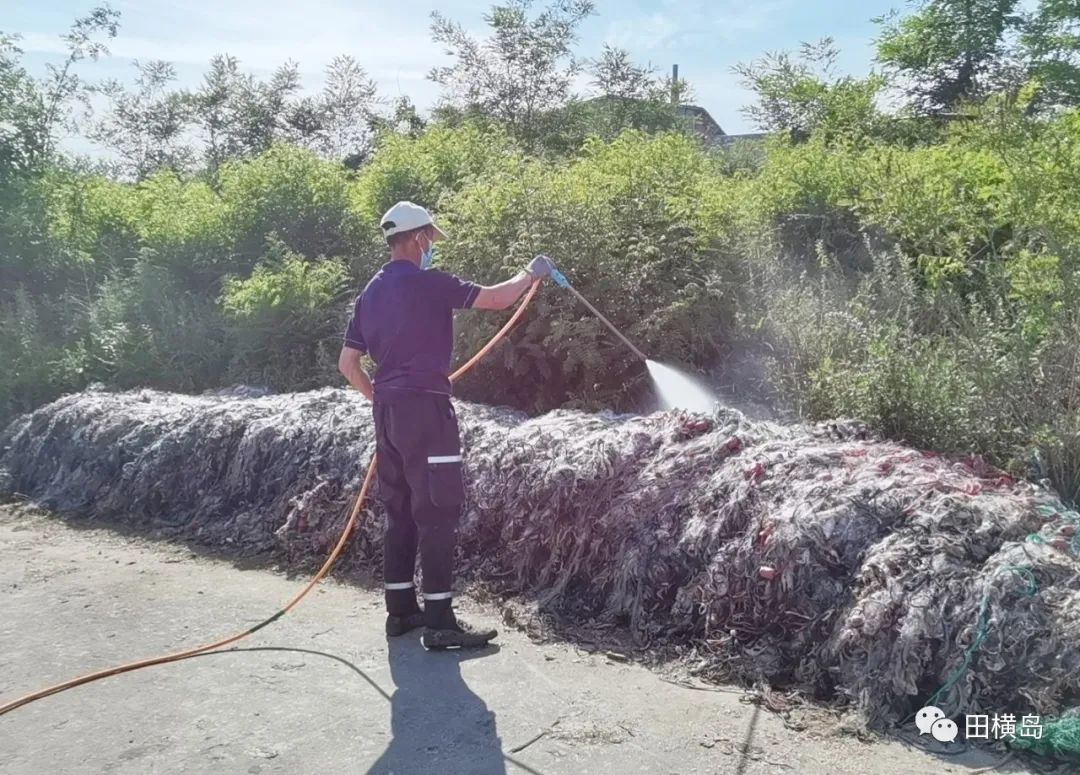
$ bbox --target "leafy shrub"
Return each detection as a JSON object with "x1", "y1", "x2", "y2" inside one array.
[
  {"x1": 217, "y1": 144, "x2": 363, "y2": 272},
  {"x1": 350, "y1": 123, "x2": 515, "y2": 226},
  {"x1": 220, "y1": 242, "x2": 351, "y2": 388},
  {"x1": 439, "y1": 131, "x2": 739, "y2": 410},
  {"x1": 5, "y1": 110, "x2": 1080, "y2": 502},
  {"x1": 761, "y1": 245, "x2": 1080, "y2": 501},
  {"x1": 73, "y1": 257, "x2": 230, "y2": 392},
  {"x1": 0, "y1": 288, "x2": 84, "y2": 420},
  {"x1": 129, "y1": 171, "x2": 230, "y2": 279}
]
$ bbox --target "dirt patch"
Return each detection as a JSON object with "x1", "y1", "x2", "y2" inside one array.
[{"x1": 0, "y1": 506, "x2": 1036, "y2": 774}]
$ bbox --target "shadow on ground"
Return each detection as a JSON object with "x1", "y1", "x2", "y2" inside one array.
[
  {"x1": 200, "y1": 640, "x2": 542, "y2": 775},
  {"x1": 372, "y1": 637, "x2": 507, "y2": 774}
]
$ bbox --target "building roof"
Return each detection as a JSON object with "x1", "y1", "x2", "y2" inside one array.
[{"x1": 675, "y1": 104, "x2": 725, "y2": 142}]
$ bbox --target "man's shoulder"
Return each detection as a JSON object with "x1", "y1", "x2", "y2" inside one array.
[
  {"x1": 420, "y1": 268, "x2": 456, "y2": 283},
  {"x1": 422, "y1": 268, "x2": 477, "y2": 287},
  {"x1": 359, "y1": 264, "x2": 393, "y2": 295},
  {"x1": 407, "y1": 268, "x2": 461, "y2": 295},
  {"x1": 362, "y1": 264, "x2": 473, "y2": 301}
]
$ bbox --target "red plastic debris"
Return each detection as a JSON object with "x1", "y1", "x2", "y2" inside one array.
[
  {"x1": 756, "y1": 523, "x2": 775, "y2": 547},
  {"x1": 675, "y1": 414, "x2": 714, "y2": 440},
  {"x1": 759, "y1": 566, "x2": 778, "y2": 581},
  {"x1": 744, "y1": 461, "x2": 767, "y2": 482},
  {"x1": 724, "y1": 436, "x2": 743, "y2": 453}
]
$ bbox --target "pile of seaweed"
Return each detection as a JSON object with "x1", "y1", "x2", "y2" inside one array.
[{"x1": 2, "y1": 386, "x2": 1078, "y2": 727}]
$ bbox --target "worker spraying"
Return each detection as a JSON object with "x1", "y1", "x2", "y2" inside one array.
[
  {"x1": 1, "y1": 202, "x2": 707, "y2": 713},
  {"x1": 337, "y1": 201, "x2": 555, "y2": 650}
]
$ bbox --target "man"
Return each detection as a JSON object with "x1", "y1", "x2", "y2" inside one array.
[{"x1": 338, "y1": 201, "x2": 553, "y2": 650}]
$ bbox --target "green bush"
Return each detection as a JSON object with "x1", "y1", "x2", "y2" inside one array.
[
  {"x1": 760, "y1": 244, "x2": 1080, "y2": 501},
  {"x1": 0, "y1": 288, "x2": 84, "y2": 419},
  {"x1": 439, "y1": 131, "x2": 739, "y2": 410},
  {"x1": 220, "y1": 242, "x2": 351, "y2": 389},
  {"x1": 351, "y1": 124, "x2": 515, "y2": 226},
  {"x1": 4, "y1": 110, "x2": 1080, "y2": 502},
  {"x1": 83, "y1": 259, "x2": 232, "y2": 391},
  {"x1": 217, "y1": 144, "x2": 363, "y2": 272},
  {"x1": 129, "y1": 171, "x2": 231, "y2": 278},
  {"x1": 0, "y1": 168, "x2": 139, "y2": 294}
]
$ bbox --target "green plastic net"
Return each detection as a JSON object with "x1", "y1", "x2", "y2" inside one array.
[
  {"x1": 1007, "y1": 709, "x2": 1080, "y2": 762},
  {"x1": 927, "y1": 504, "x2": 1080, "y2": 764}
]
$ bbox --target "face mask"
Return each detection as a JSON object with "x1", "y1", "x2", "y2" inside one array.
[{"x1": 419, "y1": 237, "x2": 434, "y2": 270}]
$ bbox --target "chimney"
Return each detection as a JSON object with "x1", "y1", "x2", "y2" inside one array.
[{"x1": 671, "y1": 64, "x2": 679, "y2": 105}]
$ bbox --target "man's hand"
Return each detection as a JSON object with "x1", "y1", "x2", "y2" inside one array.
[
  {"x1": 473, "y1": 254, "x2": 556, "y2": 310},
  {"x1": 338, "y1": 346, "x2": 374, "y2": 401},
  {"x1": 526, "y1": 254, "x2": 555, "y2": 280}
]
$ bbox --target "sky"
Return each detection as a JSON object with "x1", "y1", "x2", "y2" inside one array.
[{"x1": 4, "y1": 0, "x2": 902, "y2": 144}]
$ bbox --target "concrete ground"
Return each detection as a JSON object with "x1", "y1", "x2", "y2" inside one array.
[{"x1": 0, "y1": 506, "x2": 1037, "y2": 775}]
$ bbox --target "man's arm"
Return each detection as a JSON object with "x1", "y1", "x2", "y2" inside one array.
[
  {"x1": 338, "y1": 345, "x2": 374, "y2": 401},
  {"x1": 471, "y1": 256, "x2": 554, "y2": 311},
  {"x1": 472, "y1": 271, "x2": 534, "y2": 311}
]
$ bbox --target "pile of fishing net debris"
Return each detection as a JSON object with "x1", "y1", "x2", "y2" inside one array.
[{"x1": 2, "y1": 386, "x2": 1078, "y2": 732}]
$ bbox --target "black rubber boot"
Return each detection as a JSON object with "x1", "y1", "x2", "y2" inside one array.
[
  {"x1": 420, "y1": 618, "x2": 498, "y2": 650},
  {"x1": 385, "y1": 612, "x2": 426, "y2": 637}
]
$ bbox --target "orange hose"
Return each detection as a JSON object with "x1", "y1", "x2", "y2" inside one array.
[{"x1": 0, "y1": 280, "x2": 541, "y2": 717}]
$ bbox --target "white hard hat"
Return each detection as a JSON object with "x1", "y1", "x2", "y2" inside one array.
[{"x1": 379, "y1": 201, "x2": 447, "y2": 240}]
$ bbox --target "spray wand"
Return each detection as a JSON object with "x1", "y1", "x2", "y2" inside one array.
[
  {"x1": 549, "y1": 267, "x2": 649, "y2": 363},
  {"x1": 549, "y1": 263, "x2": 716, "y2": 414}
]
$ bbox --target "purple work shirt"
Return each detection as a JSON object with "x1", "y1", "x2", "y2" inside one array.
[{"x1": 343, "y1": 260, "x2": 481, "y2": 397}]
